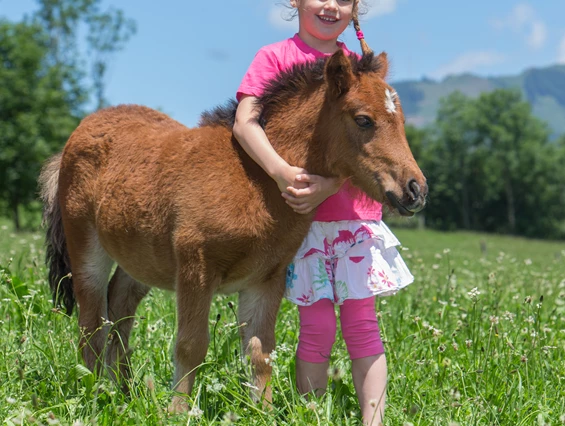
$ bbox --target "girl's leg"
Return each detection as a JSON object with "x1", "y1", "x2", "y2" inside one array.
[
  {"x1": 296, "y1": 298, "x2": 336, "y2": 396},
  {"x1": 340, "y1": 297, "x2": 387, "y2": 425}
]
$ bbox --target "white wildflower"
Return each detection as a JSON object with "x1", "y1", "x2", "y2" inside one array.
[
  {"x1": 432, "y1": 327, "x2": 443, "y2": 337},
  {"x1": 328, "y1": 366, "x2": 344, "y2": 381},
  {"x1": 503, "y1": 311, "x2": 516, "y2": 322},
  {"x1": 467, "y1": 287, "x2": 481, "y2": 300},
  {"x1": 221, "y1": 412, "x2": 239, "y2": 424},
  {"x1": 188, "y1": 407, "x2": 203, "y2": 417},
  {"x1": 101, "y1": 317, "x2": 114, "y2": 326},
  {"x1": 206, "y1": 378, "x2": 225, "y2": 393}
]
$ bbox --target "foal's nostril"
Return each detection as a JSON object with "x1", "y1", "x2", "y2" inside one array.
[{"x1": 407, "y1": 179, "x2": 420, "y2": 201}]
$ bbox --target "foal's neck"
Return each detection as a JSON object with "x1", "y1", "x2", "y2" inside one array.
[{"x1": 264, "y1": 89, "x2": 337, "y2": 178}]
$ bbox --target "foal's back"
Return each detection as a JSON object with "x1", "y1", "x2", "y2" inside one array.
[{"x1": 59, "y1": 105, "x2": 307, "y2": 290}]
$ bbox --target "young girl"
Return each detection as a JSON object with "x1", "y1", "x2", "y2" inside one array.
[{"x1": 233, "y1": 1, "x2": 414, "y2": 424}]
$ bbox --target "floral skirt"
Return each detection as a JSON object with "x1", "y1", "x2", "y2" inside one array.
[{"x1": 285, "y1": 220, "x2": 413, "y2": 306}]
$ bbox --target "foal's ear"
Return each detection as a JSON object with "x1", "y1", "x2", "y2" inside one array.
[
  {"x1": 325, "y1": 49, "x2": 354, "y2": 99},
  {"x1": 375, "y1": 51, "x2": 389, "y2": 80}
]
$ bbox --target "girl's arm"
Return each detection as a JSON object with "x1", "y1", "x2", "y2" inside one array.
[
  {"x1": 233, "y1": 95, "x2": 341, "y2": 214},
  {"x1": 233, "y1": 95, "x2": 305, "y2": 193}
]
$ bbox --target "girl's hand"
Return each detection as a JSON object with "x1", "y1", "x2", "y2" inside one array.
[
  {"x1": 282, "y1": 174, "x2": 342, "y2": 214},
  {"x1": 271, "y1": 165, "x2": 310, "y2": 193}
]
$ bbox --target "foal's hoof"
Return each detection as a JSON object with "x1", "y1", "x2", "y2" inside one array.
[{"x1": 168, "y1": 396, "x2": 189, "y2": 414}]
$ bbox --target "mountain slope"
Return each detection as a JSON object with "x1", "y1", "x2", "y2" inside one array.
[{"x1": 393, "y1": 64, "x2": 565, "y2": 137}]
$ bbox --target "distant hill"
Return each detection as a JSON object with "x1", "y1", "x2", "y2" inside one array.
[{"x1": 392, "y1": 64, "x2": 565, "y2": 138}]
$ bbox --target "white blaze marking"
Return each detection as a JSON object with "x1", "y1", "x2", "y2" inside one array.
[{"x1": 385, "y1": 89, "x2": 398, "y2": 114}]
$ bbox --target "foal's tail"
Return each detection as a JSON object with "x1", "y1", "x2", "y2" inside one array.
[{"x1": 39, "y1": 153, "x2": 75, "y2": 315}]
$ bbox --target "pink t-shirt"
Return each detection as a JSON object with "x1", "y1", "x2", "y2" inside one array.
[{"x1": 237, "y1": 34, "x2": 382, "y2": 222}]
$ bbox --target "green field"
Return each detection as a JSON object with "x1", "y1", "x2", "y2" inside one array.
[{"x1": 1, "y1": 223, "x2": 564, "y2": 425}]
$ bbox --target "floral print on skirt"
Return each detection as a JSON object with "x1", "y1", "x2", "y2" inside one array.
[{"x1": 285, "y1": 220, "x2": 414, "y2": 306}]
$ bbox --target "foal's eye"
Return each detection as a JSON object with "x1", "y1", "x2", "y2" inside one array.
[{"x1": 354, "y1": 115, "x2": 374, "y2": 129}]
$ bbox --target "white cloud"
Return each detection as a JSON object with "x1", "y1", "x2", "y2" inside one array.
[
  {"x1": 558, "y1": 36, "x2": 565, "y2": 64},
  {"x1": 492, "y1": 3, "x2": 547, "y2": 50},
  {"x1": 431, "y1": 51, "x2": 506, "y2": 80},
  {"x1": 492, "y1": 3, "x2": 532, "y2": 30},
  {"x1": 268, "y1": 6, "x2": 298, "y2": 31},
  {"x1": 361, "y1": 0, "x2": 398, "y2": 19},
  {"x1": 527, "y1": 20, "x2": 547, "y2": 49}
]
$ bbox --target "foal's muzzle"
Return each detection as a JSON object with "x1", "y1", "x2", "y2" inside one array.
[{"x1": 386, "y1": 179, "x2": 427, "y2": 216}]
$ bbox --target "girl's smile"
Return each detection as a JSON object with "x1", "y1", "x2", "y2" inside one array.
[{"x1": 317, "y1": 14, "x2": 339, "y2": 23}]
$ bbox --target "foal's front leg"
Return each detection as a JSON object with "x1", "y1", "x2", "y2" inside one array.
[
  {"x1": 169, "y1": 261, "x2": 216, "y2": 413},
  {"x1": 238, "y1": 274, "x2": 285, "y2": 404}
]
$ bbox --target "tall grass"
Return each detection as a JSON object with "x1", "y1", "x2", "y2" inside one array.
[{"x1": 1, "y1": 223, "x2": 564, "y2": 425}]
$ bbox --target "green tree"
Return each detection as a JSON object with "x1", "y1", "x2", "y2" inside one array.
[
  {"x1": 420, "y1": 89, "x2": 565, "y2": 239},
  {"x1": 520, "y1": 134, "x2": 565, "y2": 238},
  {"x1": 0, "y1": 20, "x2": 80, "y2": 229},
  {"x1": 33, "y1": 0, "x2": 136, "y2": 109},
  {"x1": 0, "y1": 1, "x2": 136, "y2": 229},
  {"x1": 420, "y1": 92, "x2": 477, "y2": 230},
  {"x1": 472, "y1": 89, "x2": 550, "y2": 234}
]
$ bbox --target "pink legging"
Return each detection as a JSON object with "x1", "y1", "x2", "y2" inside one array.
[{"x1": 296, "y1": 297, "x2": 384, "y2": 363}]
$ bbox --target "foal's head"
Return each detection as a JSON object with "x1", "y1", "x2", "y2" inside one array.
[
  {"x1": 319, "y1": 50, "x2": 427, "y2": 215},
  {"x1": 201, "y1": 49, "x2": 426, "y2": 215}
]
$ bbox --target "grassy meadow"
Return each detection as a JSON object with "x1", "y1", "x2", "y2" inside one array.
[{"x1": 0, "y1": 219, "x2": 564, "y2": 425}]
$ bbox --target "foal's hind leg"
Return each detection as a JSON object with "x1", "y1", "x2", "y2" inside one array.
[
  {"x1": 65, "y1": 228, "x2": 114, "y2": 373},
  {"x1": 106, "y1": 267, "x2": 150, "y2": 383},
  {"x1": 238, "y1": 273, "x2": 286, "y2": 404}
]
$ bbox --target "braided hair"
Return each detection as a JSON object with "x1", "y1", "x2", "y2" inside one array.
[{"x1": 352, "y1": 1, "x2": 372, "y2": 56}]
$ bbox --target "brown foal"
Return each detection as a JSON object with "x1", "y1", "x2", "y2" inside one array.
[{"x1": 40, "y1": 49, "x2": 427, "y2": 412}]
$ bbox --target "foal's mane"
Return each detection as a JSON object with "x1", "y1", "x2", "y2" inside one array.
[{"x1": 198, "y1": 51, "x2": 381, "y2": 129}]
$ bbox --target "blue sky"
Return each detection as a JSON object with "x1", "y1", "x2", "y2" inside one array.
[{"x1": 1, "y1": 0, "x2": 565, "y2": 127}]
